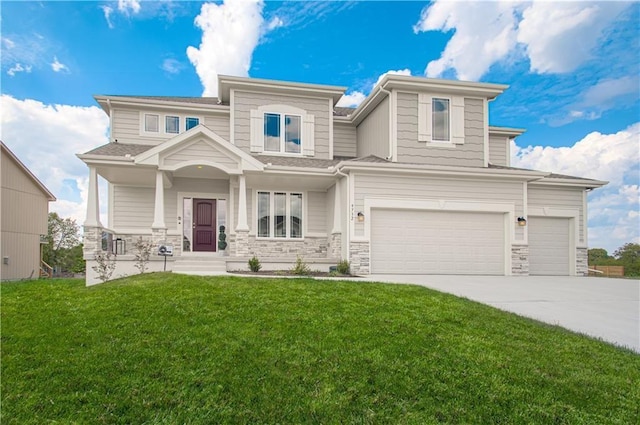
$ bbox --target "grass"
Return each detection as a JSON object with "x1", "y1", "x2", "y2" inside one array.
[{"x1": 2, "y1": 273, "x2": 639, "y2": 424}]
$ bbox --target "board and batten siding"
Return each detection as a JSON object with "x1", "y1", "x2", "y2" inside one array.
[
  {"x1": 110, "y1": 107, "x2": 231, "y2": 146},
  {"x1": 1, "y1": 153, "x2": 49, "y2": 280},
  {"x1": 396, "y1": 93, "x2": 485, "y2": 167},
  {"x1": 528, "y1": 185, "x2": 585, "y2": 244},
  {"x1": 357, "y1": 96, "x2": 389, "y2": 159},
  {"x1": 488, "y1": 135, "x2": 509, "y2": 166},
  {"x1": 306, "y1": 191, "x2": 326, "y2": 234},
  {"x1": 333, "y1": 122, "x2": 357, "y2": 158},
  {"x1": 233, "y1": 91, "x2": 331, "y2": 159},
  {"x1": 353, "y1": 173, "x2": 525, "y2": 239}
]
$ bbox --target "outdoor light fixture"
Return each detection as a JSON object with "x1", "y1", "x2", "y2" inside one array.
[
  {"x1": 357, "y1": 212, "x2": 365, "y2": 222},
  {"x1": 517, "y1": 217, "x2": 527, "y2": 226}
]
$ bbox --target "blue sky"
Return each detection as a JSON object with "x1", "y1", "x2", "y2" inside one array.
[{"x1": 1, "y1": 0, "x2": 639, "y2": 254}]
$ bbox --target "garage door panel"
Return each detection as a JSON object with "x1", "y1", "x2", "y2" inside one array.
[
  {"x1": 529, "y1": 217, "x2": 570, "y2": 275},
  {"x1": 371, "y1": 209, "x2": 505, "y2": 275}
]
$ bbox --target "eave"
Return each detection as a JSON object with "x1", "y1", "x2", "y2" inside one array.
[
  {"x1": 94, "y1": 95, "x2": 230, "y2": 116},
  {"x1": 530, "y1": 178, "x2": 608, "y2": 189},
  {"x1": 489, "y1": 126, "x2": 526, "y2": 138}
]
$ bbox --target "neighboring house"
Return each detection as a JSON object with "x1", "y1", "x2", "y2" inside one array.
[
  {"x1": 78, "y1": 74, "x2": 606, "y2": 285},
  {"x1": 1, "y1": 142, "x2": 56, "y2": 281}
]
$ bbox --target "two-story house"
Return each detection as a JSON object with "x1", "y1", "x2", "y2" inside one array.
[{"x1": 78, "y1": 74, "x2": 606, "y2": 285}]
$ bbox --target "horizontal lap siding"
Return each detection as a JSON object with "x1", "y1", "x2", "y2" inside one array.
[
  {"x1": 333, "y1": 123, "x2": 357, "y2": 157},
  {"x1": 396, "y1": 93, "x2": 485, "y2": 167},
  {"x1": 163, "y1": 140, "x2": 237, "y2": 169},
  {"x1": 357, "y1": 97, "x2": 389, "y2": 159},
  {"x1": 203, "y1": 115, "x2": 230, "y2": 141},
  {"x1": 112, "y1": 186, "x2": 154, "y2": 229},
  {"x1": 307, "y1": 191, "x2": 326, "y2": 234},
  {"x1": 528, "y1": 186, "x2": 585, "y2": 244},
  {"x1": 489, "y1": 135, "x2": 508, "y2": 166},
  {"x1": 354, "y1": 173, "x2": 524, "y2": 239},
  {"x1": 233, "y1": 91, "x2": 331, "y2": 159}
]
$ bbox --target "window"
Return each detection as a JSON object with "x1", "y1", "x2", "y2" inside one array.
[
  {"x1": 432, "y1": 98, "x2": 450, "y2": 141},
  {"x1": 144, "y1": 114, "x2": 159, "y2": 132},
  {"x1": 257, "y1": 191, "x2": 303, "y2": 238},
  {"x1": 166, "y1": 116, "x2": 180, "y2": 134},
  {"x1": 263, "y1": 113, "x2": 302, "y2": 154},
  {"x1": 186, "y1": 117, "x2": 199, "y2": 130}
]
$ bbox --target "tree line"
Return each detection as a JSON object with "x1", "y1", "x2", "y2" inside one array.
[{"x1": 588, "y1": 243, "x2": 640, "y2": 277}]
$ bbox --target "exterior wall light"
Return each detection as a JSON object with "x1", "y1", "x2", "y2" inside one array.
[
  {"x1": 517, "y1": 217, "x2": 527, "y2": 226},
  {"x1": 357, "y1": 212, "x2": 365, "y2": 222}
]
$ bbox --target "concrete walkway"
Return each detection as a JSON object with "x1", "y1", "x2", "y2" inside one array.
[{"x1": 364, "y1": 275, "x2": 640, "y2": 353}]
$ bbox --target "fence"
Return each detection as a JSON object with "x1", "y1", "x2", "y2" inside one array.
[{"x1": 588, "y1": 265, "x2": 625, "y2": 277}]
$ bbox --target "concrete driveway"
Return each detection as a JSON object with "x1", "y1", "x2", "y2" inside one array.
[{"x1": 365, "y1": 275, "x2": 640, "y2": 353}]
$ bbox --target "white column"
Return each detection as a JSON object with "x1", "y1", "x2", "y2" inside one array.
[
  {"x1": 152, "y1": 170, "x2": 166, "y2": 229},
  {"x1": 331, "y1": 181, "x2": 341, "y2": 234},
  {"x1": 236, "y1": 174, "x2": 249, "y2": 231},
  {"x1": 84, "y1": 165, "x2": 102, "y2": 227}
]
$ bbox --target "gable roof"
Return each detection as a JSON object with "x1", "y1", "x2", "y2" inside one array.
[{"x1": 1, "y1": 141, "x2": 56, "y2": 201}]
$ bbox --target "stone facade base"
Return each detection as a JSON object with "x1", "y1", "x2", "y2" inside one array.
[
  {"x1": 247, "y1": 236, "x2": 327, "y2": 258},
  {"x1": 576, "y1": 247, "x2": 588, "y2": 276},
  {"x1": 349, "y1": 241, "x2": 370, "y2": 275},
  {"x1": 329, "y1": 232, "x2": 342, "y2": 259},
  {"x1": 235, "y1": 231, "x2": 249, "y2": 257},
  {"x1": 511, "y1": 245, "x2": 529, "y2": 276}
]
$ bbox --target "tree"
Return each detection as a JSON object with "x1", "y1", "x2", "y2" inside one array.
[
  {"x1": 44, "y1": 212, "x2": 81, "y2": 274},
  {"x1": 588, "y1": 248, "x2": 611, "y2": 265},
  {"x1": 613, "y1": 243, "x2": 640, "y2": 277}
]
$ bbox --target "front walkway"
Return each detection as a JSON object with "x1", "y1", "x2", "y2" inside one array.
[{"x1": 364, "y1": 275, "x2": 640, "y2": 353}]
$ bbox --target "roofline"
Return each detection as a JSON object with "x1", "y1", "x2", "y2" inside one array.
[
  {"x1": 1, "y1": 141, "x2": 56, "y2": 201},
  {"x1": 530, "y1": 178, "x2": 608, "y2": 188},
  {"x1": 218, "y1": 74, "x2": 347, "y2": 104},
  {"x1": 93, "y1": 95, "x2": 230, "y2": 116},
  {"x1": 489, "y1": 126, "x2": 526, "y2": 137}
]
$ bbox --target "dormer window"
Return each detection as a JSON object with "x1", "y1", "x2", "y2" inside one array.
[
  {"x1": 432, "y1": 98, "x2": 450, "y2": 142},
  {"x1": 251, "y1": 104, "x2": 314, "y2": 156},
  {"x1": 418, "y1": 94, "x2": 465, "y2": 145}
]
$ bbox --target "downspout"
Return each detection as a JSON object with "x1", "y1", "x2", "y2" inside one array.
[{"x1": 333, "y1": 166, "x2": 350, "y2": 261}]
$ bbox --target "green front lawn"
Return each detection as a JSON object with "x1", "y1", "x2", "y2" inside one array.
[{"x1": 2, "y1": 274, "x2": 638, "y2": 424}]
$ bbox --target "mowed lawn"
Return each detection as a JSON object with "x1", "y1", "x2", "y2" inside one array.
[{"x1": 2, "y1": 274, "x2": 639, "y2": 424}]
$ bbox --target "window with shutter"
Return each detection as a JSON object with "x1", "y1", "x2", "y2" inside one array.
[
  {"x1": 250, "y1": 105, "x2": 314, "y2": 156},
  {"x1": 417, "y1": 94, "x2": 465, "y2": 145}
]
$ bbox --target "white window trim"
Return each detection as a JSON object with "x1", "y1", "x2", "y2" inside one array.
[
  {"x1": 263, "y1": 112, "x2": 303, "y2": 155},
  {"x1": 250, "y1": 104, "x2": 314, "y2": 156},
  {"x1": 255, "y1": 190, "x2": 304, "y2": 240},
  {"x1": 431, "y1": 96, "x2": 452, "y2": 143},
  {"x1": 418, "y1": 94, "x2": 465, "y2": 146},
  {"x1": 140, "y1": 112, "x2": 202, "y2": 137}
]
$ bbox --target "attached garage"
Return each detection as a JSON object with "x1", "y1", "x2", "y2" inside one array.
[
  {"x1": 370, "y1": 209, "x2": 506, "y2": 275},
  {"x1": 528, "y1": 216, "x2": 571, "y2": 275}
]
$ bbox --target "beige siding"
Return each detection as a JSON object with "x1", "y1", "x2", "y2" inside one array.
[
  {"x1": 396, "y1": 94, "x2": 485, "y2": 167},
  {"x1": 163, "y1": 140, "x2": 238, "y2": 170},
  {"x1": 1, "y1": 153, "x2": 49, "y2": 280},
  {"x1": 307, "y1": 191, "x2": 326, "y2": 234},
  {"x1": 489, "y1": 135, "x2": 508, "y2": 166},
  {"x1": 233, "y1": 91, "x2": 331, "y2": 159},
  {"x1": 357, "y1": 97, "x2": 389, "y2": 158},
  {"x1": 111, "y1": 107, "x2": 231, "y2": 146},
  {"x1": 353, "y1": 173, "x2": 524, "y2": 239},
  {"x1": 528, "y1": 186, "x2": 585, "y2": 244},
  {"x1": 333, "y1": 122, "x2": 357, "y2": 157},
  {"x1": 112, "y1": 186, "x2": 155, "y2": 229}
]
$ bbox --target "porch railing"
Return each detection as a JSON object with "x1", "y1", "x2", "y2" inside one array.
[{"x1": 40, "y1": 260, "x2": 53, "y2": 278}]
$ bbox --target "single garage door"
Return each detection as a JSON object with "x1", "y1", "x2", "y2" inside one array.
[
  {"x1": 370, "y1": 209, "x2": 505, "y2": 275},
  {"x1": 528, "y1": 216, "x2": 571, "y2": 275}
]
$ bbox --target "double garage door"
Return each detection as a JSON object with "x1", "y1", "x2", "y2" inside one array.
[{"x1": 370, "y1": 209, "x2": 505, "y2": 275}]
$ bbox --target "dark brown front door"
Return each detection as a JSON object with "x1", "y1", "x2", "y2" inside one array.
[{"x1": 193, "y1": 198, "x2": 216, "y2": 252}]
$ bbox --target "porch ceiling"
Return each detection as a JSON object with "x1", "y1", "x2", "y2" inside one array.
[
  {"x1": 96, "y1": 164, "x2": 156, "y2": 186},
  {"x1": 173, "y1": 165, "x2": 229, "y2": 180}
]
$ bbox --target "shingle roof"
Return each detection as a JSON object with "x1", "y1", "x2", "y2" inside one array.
[
  {"x1": 106, "y1": 95, "x2": 223, "y2": 105},
  {"x1": 84, "y1": 143, "x2": 153, "y2": 156},
  {"x1": 489, "y1": 164, "x2": 600, "y2": 182},
  {"x1": 333, "y1": 107, "x2": 356, "y2": 117}
]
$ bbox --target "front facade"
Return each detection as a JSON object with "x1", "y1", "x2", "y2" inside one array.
[
  {"x1": 79, "y1": 75, "x2": 606, "y2": 285},
  {"x1": 1, "y1": 142, "x2": 56, "y2": 281}
]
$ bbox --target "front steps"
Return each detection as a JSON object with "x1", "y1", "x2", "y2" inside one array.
[{"x1": 172, "y1": 255, "x2": 228, "y2": 276}]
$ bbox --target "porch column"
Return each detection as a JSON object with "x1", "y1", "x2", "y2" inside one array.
[
  {"x1": 84, "y1": 165, "x2": 102, "y2": 228},
  {"x1": 152, "y1": 170, "x2": 166, "y2": 229},
  {"x1": 236, "y1": 174, "x2": 249, "y2": 232}
]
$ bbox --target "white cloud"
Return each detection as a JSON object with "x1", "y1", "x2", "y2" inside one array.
[
  {"x1": 7, "y1": 63, "x2": 32, "y2": 76},
  {"x1": 2, "y1": 37, "x2": 15, "y2": 49},
  {"x1": 512, "y1": 123, "x2": 640, "y2": 253},
  {"x1": 416, "y1": 1, "x2": 629, "y2": 80},
  {"x1": 51, "y1": 56, "x2": 69, "y2": 73},
  {"x1": 100, "y1": 5, "x2": 114, "y2": 29},
  {"x1": 161, "y1": 58, "x2": 185, "y2": 75},
  {"x1": 337, "y1": 69, "x2": 414, "y2": 108},
  {"x1": 118, "y1": 0, "x2": 141, "y2": 15},
  {"x1": 0, "y1": 95, "x2": 110, "y2": 225},
  {"x1": 187, "y1": 0, "x2": 265, "y2": 97},
  {"x1": 266, "y1": 16, "x2": 284, "y2": 31}
]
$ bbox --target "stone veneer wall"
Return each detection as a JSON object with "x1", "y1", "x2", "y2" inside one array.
[
  {"x1": 349, "y1": 241, "x2": 370, "y2": 275},
  {"x1": 576, "y1": 247, "x2": 588, "y2": 276},
  {"x1": 511, "y1": 245, "x2": 529, "y2": 276},
  {"x1": 329, "y1": 233, "x2": 342, "y2": 259},
  {"x1": 247, "y1": 236, "x2": 327, "y2": 258},
  {"x1": 235, "y1": 231, "x2": 249, "y2": 257}
]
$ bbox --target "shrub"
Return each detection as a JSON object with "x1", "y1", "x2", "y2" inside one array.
[
  {"x1": 92, "y1": 252, "x2": 116, "y2": 283},
  {"x1": 291, "y1": 256, "x2": 311, "y2": 276},
  {"x1": 133, "y1": 237, "x2": 152, "y2": 274},
  {"x1": 248, "y1": 256, "x2": 262, "y2": 272},
  {"x1": 336, "y1": 259, "x2": 350, "y2": 275}
]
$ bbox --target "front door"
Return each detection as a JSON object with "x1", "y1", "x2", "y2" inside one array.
[{"x1": 193, "y1": 198, "x2": 216, "y2": 252}]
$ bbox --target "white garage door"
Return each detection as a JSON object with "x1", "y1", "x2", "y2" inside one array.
[
  {"x1": 370, "y1": 209, "x2": 505, "y2": 275},
  {"x1": 528, "y1": 217, "x2": 571, "y2": 275}
]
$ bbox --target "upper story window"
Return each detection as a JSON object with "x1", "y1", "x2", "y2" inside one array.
[
  {"x1": 264, "y1": 113, "x2": 302, "y2": 154},
  {"x1": 418, "y1": 94, "x2": 465, "y2": 145},
  {"x1": 141, "y1": 112, "x2": 201, "y2": 136},
  {"x1": 250, "y1": 104, "x2": 314, "y2": 156}
]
